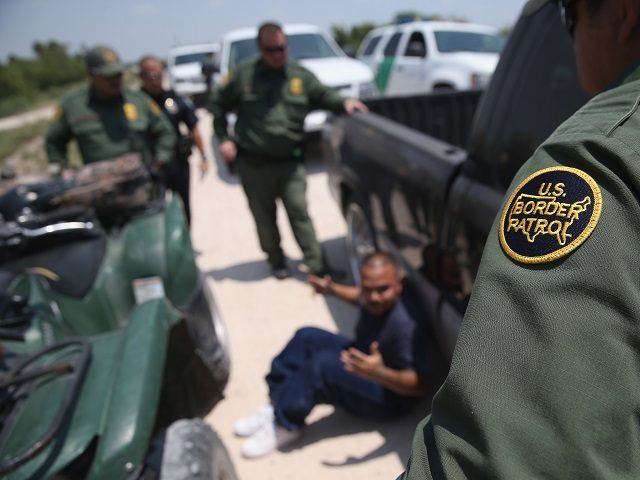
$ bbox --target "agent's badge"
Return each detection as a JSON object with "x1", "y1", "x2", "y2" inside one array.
[
  {"x1": 123, "y1": 102, "x2": 138, "y2": 121},
  {"x1": 149, "y1": 100, "x2": 162, "y2": 115},
  {"x1": 290, "y1": 77, "x2": 304, "y2": 95},
  {"x1": 163, "y1": 98, "x2": 178, "y2": 114},
  {"x1": 499, "y1": 166, "x2": 602, "y2": 264}
]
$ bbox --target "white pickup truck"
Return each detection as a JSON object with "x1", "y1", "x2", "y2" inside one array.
[
  {"x1": 213, "y1": 24, "x2": 375, "y2": 134},
  {"x1": 357, "y1": 21, "x2": 505, "y2": 96},
  {"x1": 167, "y1": 43, "x2": 219, "y2": 101}
]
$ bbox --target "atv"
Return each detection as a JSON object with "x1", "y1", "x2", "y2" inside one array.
[{"x1": 0, "y1": 156, "x2": 235, "y2": 479}]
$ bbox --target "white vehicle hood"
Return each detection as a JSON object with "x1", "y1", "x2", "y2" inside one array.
[
  {"x1": 298, "y1": 57, "x2": 373, "y2": 87},
  {"x1": 437, "y1": 52, "x2": 500, "y2": 74},
  {"x1": 169, "y1": 63, "x2": 203, "y2": 79}
]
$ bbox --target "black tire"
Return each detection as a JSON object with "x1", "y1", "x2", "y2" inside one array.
[
  {"x1": 345, "y1": 201, "x2": 376, "y2": 285},
  {"x1": 432, "y1": 83, "x2": 455, "y2": 93},
  {"x1": 157, "y1": 419, "x2": 237, "y2": 480},
  {"x1": 159, "y1": 278, "x2": 230, "y2": 423},
  {"x1": 196, "y1": 281, "x2": 230, "y2": 385},
  {"x1": 186, "y1": 277, "x2": 231, "y2": 396}
]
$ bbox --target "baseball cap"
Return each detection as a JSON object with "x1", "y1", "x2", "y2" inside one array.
[{"x1": 86, "y1": 45, "x2": 124, "y2": 76}]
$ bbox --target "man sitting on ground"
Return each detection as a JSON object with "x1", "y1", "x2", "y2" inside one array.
[{"x1": 235, "y1": 251, "x2": 430, "y2": 458}]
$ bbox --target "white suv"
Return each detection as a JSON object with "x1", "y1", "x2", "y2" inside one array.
[
  {"x1": 214, "y1": 24, "x2": 376, "y2": 133},
  {"x1": 167, "y1": 43, "x2": 219, "y2": 99},
  {"x1": 357, "y1": 21, "x2": 505, "y2": 96}
]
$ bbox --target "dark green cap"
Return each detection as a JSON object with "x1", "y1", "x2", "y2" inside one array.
[{"x1": 86, "y1": 45, "x2": 124, "y2": 76}]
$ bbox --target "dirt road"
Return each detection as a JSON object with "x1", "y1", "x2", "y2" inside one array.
[
  {"x1": 0, "y1": 105, "x2": 54, "y2": 131},
  {"x1": 191, "y1": 111, "x2": 427, "y2": 479}
]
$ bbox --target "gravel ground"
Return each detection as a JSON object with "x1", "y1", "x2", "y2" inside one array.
[{"x1": 191, "y1": 110, "x2": 428, "y2": 479}]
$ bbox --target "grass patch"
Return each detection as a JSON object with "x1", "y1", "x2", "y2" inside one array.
[
  {"x1": 0, "y1": 82, "x2": 87, "y2": 119},
  {"x1": 0, "y1": 120, "x2": 49, "y2": 161},
  {"x1": 0, "y1": 121, "x2": 83, "y2": 177}
]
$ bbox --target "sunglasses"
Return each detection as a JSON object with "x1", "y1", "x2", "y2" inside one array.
[
  {"x1": 557, "y1": 0, "x2": 577, "y2": 37},
  {"x1": 262, "y1": 45, "x2": 286, "y2": 53},
  {"x1": 142, "y1": 72, "x2": 162, "y2": 80},
  {"x1": 102, "y1": 72, "x2": 123, "y2": 80}
]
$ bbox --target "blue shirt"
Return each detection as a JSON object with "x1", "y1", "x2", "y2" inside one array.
[{"x1": 354, "y1": 294, "x2": 430, "y2": 374}]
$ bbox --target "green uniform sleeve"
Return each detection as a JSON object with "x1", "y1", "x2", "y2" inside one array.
[
  {"x1": 45, "y1": 104, "x2": 72, "y2": 167},
  {"x1": 147, "y1": 99, "x2": 176, "y2": 164},
  {"x1": 209, "y1": 74, "x2": 241, "y2": 143},
  {"x1": 305, "y1": 71, "x2": 345, "y2": 113},
  {"x1": 400, "y1": 126, "x2": 640, "y2": 478}
]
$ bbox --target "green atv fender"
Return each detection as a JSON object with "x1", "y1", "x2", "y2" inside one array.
[{"x1": 0, "y1": 299, "x2": 179, "y2": 480}]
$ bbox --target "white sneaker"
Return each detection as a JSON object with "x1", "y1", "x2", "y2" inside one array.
[
  {"x1": 233, "y1": 404, "x2": 274, "y2": 437},
  {"x1": 241, "y1": 420, "x2": 301, "y2": 459}
]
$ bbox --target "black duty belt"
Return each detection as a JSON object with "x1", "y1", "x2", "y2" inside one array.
[{"x1": 238, "y1": 146, "x2": 303, "y2": 163}]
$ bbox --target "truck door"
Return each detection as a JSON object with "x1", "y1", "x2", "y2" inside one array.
[
  {"x1": 376, "y1": 32, "x2": 402, "y2": 96},
  {"x1": 438, "y1": 0, "x2": 588, "y2": 361},
  {"x1": 391, "y1": 30, "x2": 428, "y2": 95}
]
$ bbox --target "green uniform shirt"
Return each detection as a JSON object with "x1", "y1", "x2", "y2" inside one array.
[
  {"x1": 210, "y1": 58, "x2": 346, "y2": 158},
  {"x1": 401, "y1": 65, "x2": 640, "y2": 479},
  {"x1": 46, "y1": 86, "x2": 176, "y2": 166}
]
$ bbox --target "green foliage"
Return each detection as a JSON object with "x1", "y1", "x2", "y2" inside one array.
[
  {"x1": 332, "y1": 23, "x2": 377, "y2": 54},
  {"x1": 0, "y1": 41, "x2": 86, "y2": 117},
  {"x1": 499, "y1": 25, "x2": 513, "y2": 38}
]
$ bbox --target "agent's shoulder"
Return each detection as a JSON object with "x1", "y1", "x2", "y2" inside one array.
[
  {"x1": 557, "y1": 76, "x2": 640, "y2": 140},
  {"x1": 286, "y1": 61, "x2": 316, "y2": 79},
  {"x1": 59, "y1": 85, "x2": 90, "y2": 107}
]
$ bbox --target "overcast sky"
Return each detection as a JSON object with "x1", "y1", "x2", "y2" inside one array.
[{"x1": 1, "y1": 0, "x2": 526, "y2": 62}]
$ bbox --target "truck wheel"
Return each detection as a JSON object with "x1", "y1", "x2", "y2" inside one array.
[
  {"x1": 345, "y1": 202, "x2": 376, "y2": 284},
  {"x1": 156, "y1": 419, "x2": 237, "y2": 480},
  {"x1": 433, "y1": 83, "x2": 455, "y2": 92}
]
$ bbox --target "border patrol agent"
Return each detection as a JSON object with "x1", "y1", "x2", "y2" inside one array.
[
  {"x1": 46, "y1": 46, "x2": 176, "y2": 170},
  {"x1": 400, "y1": 0, "x2": 640, "y2": 478},
  {"x1": 139, "y1": 55, "x2": 209, "y2": 226},
  {"x1": 210, "y1": 21, "x2": 368, "y2": 279}
]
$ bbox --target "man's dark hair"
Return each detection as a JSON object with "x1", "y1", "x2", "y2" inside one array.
[
  {"x1": 361, "y1": 251, "x2": 399, "y2": 273},
  {"x1": 257, "y1": 21, "x2": 284, "y2": 46}
]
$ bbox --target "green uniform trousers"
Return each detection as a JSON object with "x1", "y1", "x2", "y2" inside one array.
[{"x1": 236, "y1": 153, "x2": 323, "y2": 273}]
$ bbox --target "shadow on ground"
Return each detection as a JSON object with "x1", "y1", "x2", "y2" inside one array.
[{"x1": 281, "y1": 397, "x2": 431, "y2": 469}]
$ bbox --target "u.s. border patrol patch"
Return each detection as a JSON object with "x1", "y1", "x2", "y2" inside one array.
[
  {"x1": 123, "y1": 102, "x2": 138, "y2": 121},
  {"x1": 499, "y1": 166, "x2": 602, "y2": 264}
]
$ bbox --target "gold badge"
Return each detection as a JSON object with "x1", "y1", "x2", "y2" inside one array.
[
  {"x1": 123, "y1": 103, "x2": 138, "y2": 121},
  {"x1": 222, "y1": 73, "x2": 232, "y2": 87},
  {"x1": 149, "y1": 100, "x2": 162, "y2": 115},
  {"x1": 290, "y1": 77, "x2": 303, "y2": 95},
  {"x1": 499, "y1": 166, "x2": 602, "y2": 264}
]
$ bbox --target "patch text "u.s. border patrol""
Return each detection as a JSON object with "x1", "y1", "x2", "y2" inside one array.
[{"x1": 499, "y1": 166, "x2": 602, "y2": 264}]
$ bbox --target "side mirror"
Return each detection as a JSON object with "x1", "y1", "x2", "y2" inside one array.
[{"x1": 201, "y1": 59, "x2": 219, "y2": 76}]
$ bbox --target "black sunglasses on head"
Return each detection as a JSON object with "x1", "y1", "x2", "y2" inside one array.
[{"x1": 557, "y1": 0, "x2": 577, "y2": 37}]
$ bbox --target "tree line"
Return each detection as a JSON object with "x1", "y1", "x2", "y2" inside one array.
[{"x1": 0, "y1": 41, "x2": 86, "y2": 115}]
